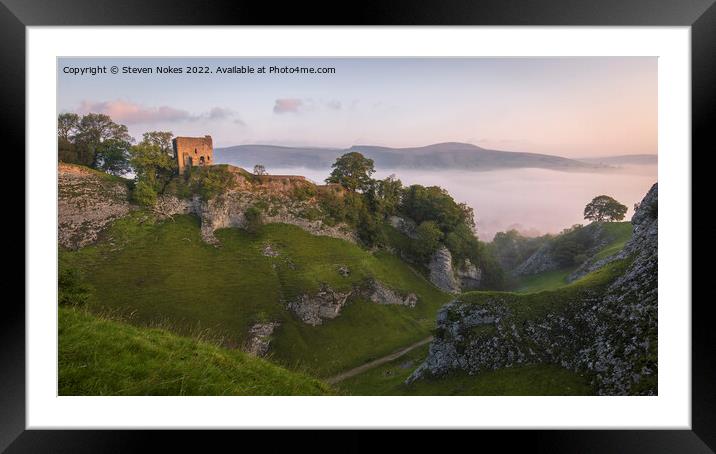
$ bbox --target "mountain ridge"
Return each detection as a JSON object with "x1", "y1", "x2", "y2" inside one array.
[{"x1": 215, "y1": 142, "x2": 616, "y2": 172}]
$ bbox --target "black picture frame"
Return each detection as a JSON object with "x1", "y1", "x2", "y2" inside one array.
[{"x1": 6, "y1": 0, "x2": 712, "y2": 451}]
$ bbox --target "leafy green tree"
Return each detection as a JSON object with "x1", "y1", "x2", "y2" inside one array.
[
  {"x1": 129, "y1": 142, "x2": 177, "y2": 194},
  {"x1": 584, "y1": 195, "x2": 628, "y2": 222},
  {"x1": 412, "y1": 221, "x2": 444, "y2": 261},
  {"x1": 75, "y1": 113, "x2": 133, "y2": 168},
  {"x1": 326, "y1": 152, "x2": 375, "y2": 192},
  {"x1": 59, "y1": 113, "x2": 133, "y2": 168},
  {"x1": 141, "y1": 131, "x2": 174, "y2": 154},
  {"x1": 94, "y1": 138, "x2": 132, "y2": 176},
  {"x1": 400, "y1": 184, "x2": 471, "y2": 234},
  {"x1": 132, "y1": 180, "x2": 158, "y2": 207},
  {"x1": 444, "y1": 222, "x2": 480, "y2": 264},
  {"x1": 366, "y1": 174, "x2": 403, "y2": 217},
  {"x1": 58, "y1": 113, "x2": 79, "y2": 141}
]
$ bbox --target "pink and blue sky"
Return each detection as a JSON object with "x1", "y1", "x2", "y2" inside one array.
[{"x1": 58, "y1": 57, "x2": 656, "y2": 157}]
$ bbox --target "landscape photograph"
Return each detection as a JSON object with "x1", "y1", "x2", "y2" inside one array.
[{"x1": 57, "y1": 57, "x2": 657, "y2": 396}]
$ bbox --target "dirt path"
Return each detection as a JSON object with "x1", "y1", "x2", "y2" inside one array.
[{"x1": 325, "y1": 336, "x2": 433, "y2": 385}]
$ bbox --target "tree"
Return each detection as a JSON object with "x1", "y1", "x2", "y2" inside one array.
[
  {"x1": 141, "y1": 131, "x2": 174, "y2": 155},
  {"x1": 129, "y1": 142, "x2": 177, "y2": 197},
  {"x1": 366, "y1": 174, "x2": 403, "y2": 217},
  {"x1": 325, "y1": 152, "x2": 375, "y2": 192},
  {"x1": 584, "y1": 195, "x2": 628, "y2": 222},
  {"x1": 400, "y1": 184, "x2": 469, "y2": 234},
  {"x1": 253, "y1": 164, "x2": 268, "y2": 176},
  {"x1": 70, "y1": 113, "x2": 133, "y2": 167},
  {"x1": 57, "y1": 113, "x2": 79, "y2": 141},
  {"x1": 413, "y1": 221, "x2": 444, "y2": 261},
  {"x1": 132, "y1": 180, "x2": 158, "y2": 207},
  {"x1": 94, "y1": 138, "x2": 132, "y2": 176}
]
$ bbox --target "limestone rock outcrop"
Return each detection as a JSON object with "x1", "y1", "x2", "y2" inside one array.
[
  {"x1": 286, "y1": 285, "x2": 353, "y2": 326},
  {"x1": 428, "y1": 246, "x2": 482, "y2": 293},
  {"x1": 365, "y1": 279, "x2": 418, "y2": 307},
  {"x1": 245, "y1": 322, "x2": 280, "y2": 356},
  {"x1": 58, "y1": 164, "x2": 133, "y2": 249},
  {"x1": 408, "y1": 184, "x2": 658, "y2": 396}
]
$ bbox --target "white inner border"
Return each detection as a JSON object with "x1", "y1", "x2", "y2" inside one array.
[{"x1": 26, "y1": 27, "x2": 691, "y2": 429}]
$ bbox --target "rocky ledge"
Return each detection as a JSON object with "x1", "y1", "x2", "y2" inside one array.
[
  {"x1": 286, "y1": 285, "x2": 353, "y2": 326},
  {"x1": 428, "y1": 246, "x2": 482, "y2": 293},
  {"x1": 58, "y1": 163, "x2": 133, "y2": 249},
  {"x1": 408, "y1": 184, "x2": 658, "y2": 396},
  {"x1": 245, "y1": 322, "x2": 280, "y2": 356},
  {"x1": 286, "y1": 280, "x2": 420, "y2": 325}
]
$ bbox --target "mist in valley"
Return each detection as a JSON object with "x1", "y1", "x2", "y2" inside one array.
[{"x1": 265, "y1": 164, "x2": 657, "y2": 241}]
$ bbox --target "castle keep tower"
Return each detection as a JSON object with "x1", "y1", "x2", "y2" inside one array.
[{"x1": 172, "y1": 135, "x2": 213, "y2": 174}]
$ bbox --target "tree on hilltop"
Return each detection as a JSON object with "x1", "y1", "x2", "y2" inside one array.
[
  {"x1": 326, "y1": 152, "x2": 375, "y2": 192},
  {"x1": 58, "y1": 113, "x2": 80, "y2": 141},
  {"x1": 141, "y1": 131, "x2": 174, "y2": 155},
  {"x1": 253, "y1": 164, "x2": 268, "y2": 176},
  {"x1": 94, "y1": 138, "x2": 132, "y2": 176},
  {"x1": 58, "y1": 113, "x2": 133, "y2": 168},
  {"x1": 584, "y1": 195, "x2": 628, "y2": 222}
]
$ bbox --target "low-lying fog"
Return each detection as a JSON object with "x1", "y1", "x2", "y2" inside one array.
[{"x1": 268, "y1": 165, "x2": 658, "y2": 241}]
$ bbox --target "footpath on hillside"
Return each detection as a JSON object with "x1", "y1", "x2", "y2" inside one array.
[{"x1": 325, "y1": 336, "x2": 433, "y2": 385}]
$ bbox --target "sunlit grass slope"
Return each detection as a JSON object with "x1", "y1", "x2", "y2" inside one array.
[
  {"x1": 59, "y1": 306, "x2": 333, "y2": 395},
  {"x1": 60, "y1": 213, "x2": 451, "y2": 377}
]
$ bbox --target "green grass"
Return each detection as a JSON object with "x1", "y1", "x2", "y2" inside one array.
[
  {"x1": 460, "y1": 259, "x2": 630, "y2": 323},
  {"x1": 60, "y1": 213, "x2": 451, "y2": 378},
  {"x1": 337, "y1": 344, "x2": 593, "y2": 395},
  {"x1": 513, "y1": 266, "x2": 577, "y2": 293},
  {"x1": 593, "y1": 221, "x2": 633, "y2": 260},
  {"x1": 512, "y1": 222, "x2": 633, "y2": 293},
  {"x1": 59, "y1": 306, "x2": 332, "y2": 395}
]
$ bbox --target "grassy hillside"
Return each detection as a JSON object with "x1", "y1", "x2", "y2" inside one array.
[
  {"x1": 512, "y1": 222, "x2": 632, "y2": 293},
  {"x1": 60, "y1": 213, "x2": 451, "y2": 377},
  {"x1": 59, "y1": 306, "x2": 332, "y2": 395},
  {"x1": 336, "y1": 260, "x2": 630, "y2": 395},
  {"x1": 337, "y1": 344, "x2": 592, "y2": 396}
]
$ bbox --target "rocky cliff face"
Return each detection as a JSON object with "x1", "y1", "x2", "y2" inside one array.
[
  {"x1": 428, "y1": 246, "x2": 482, "y2": 293},
  {"x1": 153, "y1": 190, "x2": 356, "y2": 246},
  {"x1": 59, "y1": 163, "x2": 357, "y2": 250},
  {"x1": 408, "y1": 184, "x2": 658, "y2": 395},
  {"x1": 58, "y1": 164, "x2": 133, "y2": 249}
]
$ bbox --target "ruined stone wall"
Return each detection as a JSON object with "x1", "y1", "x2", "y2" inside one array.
[{"x1": 173, "y1": 136, "x2": 213, "y2": 174}]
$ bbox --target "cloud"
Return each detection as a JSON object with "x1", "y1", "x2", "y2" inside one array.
[
  {"x1": 77, "y1": 100, "x2": 192, "y2": 124},
  {"x1": 273, "y1": 98, "x2": 304, "y2": 114},
  {"x1": 77, "y1": 100, "x2": 242, "y2": 125},
  {"x1": 207, "y1": 107, "x2": 233, "y2": 120},
  {"x1": 273, "y1": 98, "x2": 343, "y2": 115}
]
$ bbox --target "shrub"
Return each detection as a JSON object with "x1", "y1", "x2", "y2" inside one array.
[
  {"x1": 244, "y1": 206, "x2": 264, "y2": 233},
  {"x1": 132, "y1": 180, "x2": 157, "y2": 207},
  {"x1": 293, "y1": 184, "x2": 317, "y2": 201},
  {"x1": 190, "y1": 166, "x2": 236, "y2": 201}
]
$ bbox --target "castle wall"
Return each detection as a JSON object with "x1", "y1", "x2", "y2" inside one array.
[{"x1": 173, "y1": 136, "x2": 213, "y2": 174}]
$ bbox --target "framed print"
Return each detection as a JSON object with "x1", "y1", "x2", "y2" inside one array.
[{"x1": 7, "y1": 0, "x2": 714, "y2": 451}]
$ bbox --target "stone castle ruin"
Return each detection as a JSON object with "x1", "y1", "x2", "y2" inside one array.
[{"x1": 172, "y1": 135, "x2": 213, "y2": 174}]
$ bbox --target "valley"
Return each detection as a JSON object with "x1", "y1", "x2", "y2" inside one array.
[{"x1": 58, "y1": 159, "x2": 657, "y2": 396}]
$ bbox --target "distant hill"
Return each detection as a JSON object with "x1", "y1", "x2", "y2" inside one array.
[
  {"x1": 578, "y1": 154, "x2": 657, "y2": 166},
  {"x1": 215, "y1": 142, "x2": 611, "y2": 172}
]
